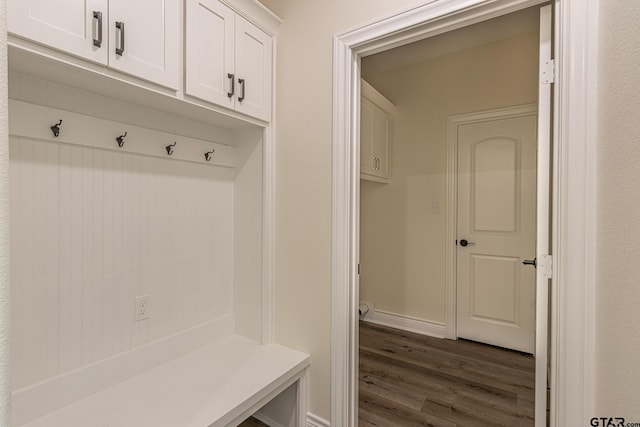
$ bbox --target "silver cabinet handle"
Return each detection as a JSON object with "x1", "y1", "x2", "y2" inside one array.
[
  {"x1": 371, "y1": 157, "x2": 377, "y2": 170},
  {"x1": 227, "y1": 73, "x2": 235, "y2": 98},
  {"x1": 238, "y1": 78, "x2": 245, "y2": 102},
  {"x1": 93, "y1": 11, "x2": 103, "y2": 47},
  {"x1": 115, "y1": 21, "x2": 125, "y2": 56},
  {"x1": 376, "y1": 157, "x2": 381, "y2": 170}
]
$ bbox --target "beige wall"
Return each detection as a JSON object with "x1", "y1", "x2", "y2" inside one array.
[
  {"x1": 257, "y1": 0, "x2": 424, "y2": 420},
  {"x1": 596, "y1": 0, "x2": 640, "y2": 418},
  {"x1": 360, "y1": 32, "x2": 538, "y2": 323},
  {"x1": 258, "y1": 0, "x2": 640, "y2": 421}
]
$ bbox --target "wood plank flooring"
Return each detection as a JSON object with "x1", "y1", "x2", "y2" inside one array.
[
  {"x1": 238, "y1": 416, "x2": 269, "y2": 426},
  {"x1": 359, "y1": 321, "x2": 535, "y2": 426}
]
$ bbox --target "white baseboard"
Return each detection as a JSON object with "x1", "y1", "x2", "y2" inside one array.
[
  {"x1": 12, "y1": 315, "x2": 234, "y2": 425},
  {"x1": 364, "y1": 309, "x2": 445, "y2": 338},
  {"x1": 307, "y1": 412, "x2": 330, "y2": 427}
]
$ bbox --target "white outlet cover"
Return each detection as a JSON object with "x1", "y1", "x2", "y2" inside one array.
[{"x1": 135, "y1": 295, "x2": 151, "y2": 321}]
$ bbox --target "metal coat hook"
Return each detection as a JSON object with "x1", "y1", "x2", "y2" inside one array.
[
  {"x1": 116, "y1": 132, "x2": 127, "y2": 148},
  {"x1": 166, "y1": 141, "x2": 177, "y2": 156},
  {"x1": 204, "y1": 149, "x2": 215, "y2": 162},
  {"x1": 50, "y1": 119, "x2": 63, "y2": 137}
]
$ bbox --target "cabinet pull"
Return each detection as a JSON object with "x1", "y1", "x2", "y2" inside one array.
[
  {"x1": 238, "y1": 78, "x2": 245, "y2": 102},
  {"x1": 93, "y1": 11, "x2": 103, "y2": 47},
  {"x1": 376, "y1": 157, "x2": 381, "y2": 170},
  {"x1": 115, "y1": 21, "x2": 125, "y2": 56},
  {"x1": 227, "y1": 74, "x2": 235, "y2": 98},
  {"x1": 371, "y1": 157, "x2": 377, "y2": 170}
]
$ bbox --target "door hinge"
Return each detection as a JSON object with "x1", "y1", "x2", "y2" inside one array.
[
  {"x1": 539, "y1": 254, "x2": 553, "y2": 279},
  {"x1": 541, "y1": 59, "x2": 555, "y2": 84}
]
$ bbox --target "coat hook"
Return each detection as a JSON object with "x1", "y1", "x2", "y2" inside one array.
[
  {"x1": 116, "y1": 132, "x2": 127, "y2": 148},
  {"x1": 166, "y1": 141, "x2": 177, "y2": 156},
  {"x1": 204, "y1": 149, "x2": 215, "y2": 162},
  {"x1": 50, "y1": 119, "x2": 63, "y2": 137}
]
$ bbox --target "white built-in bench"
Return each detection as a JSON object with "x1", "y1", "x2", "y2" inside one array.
[{"x1": 17, "y1": 336, "x2": 309, "y2": 427}]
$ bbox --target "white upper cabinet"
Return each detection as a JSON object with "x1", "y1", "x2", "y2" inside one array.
[
  {"x1": 361, "y1": 80, "x2": 395, "y2": 183},
  {"x1": 186, "y1": 0, "x2": 273, "y2": 122},
  {"x1": 8, "y1": 0, "x2": 180, "y2": 89},
  {"x1": 234, "y1": 15, "x2": 272, "y2": 122},
  {"x1": 185, "y1": 0, "x2": 236, "y2": 110},
  {"x1": 8, "y1": 0, "x2": 109, "y2": 65},
  {"x1": 108, "y1": 0, "x2": 180, "y2": 89}
]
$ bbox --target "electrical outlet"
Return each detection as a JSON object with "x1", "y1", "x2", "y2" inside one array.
[{"x1": 135, "y1": 295, "x2": 151, "y2": 321}]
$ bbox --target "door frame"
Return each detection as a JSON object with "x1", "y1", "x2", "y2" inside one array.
[
  {"x1": 445, "y1": 103, "x2": 538, "y2": 342},
  {"x1": 331, "y1": 0, "x2": 598, "y2": 426}
]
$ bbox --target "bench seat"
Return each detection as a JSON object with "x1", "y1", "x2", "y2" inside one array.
[{"x1": 21, "y1": 335, "x2": 310, "y2": 427}]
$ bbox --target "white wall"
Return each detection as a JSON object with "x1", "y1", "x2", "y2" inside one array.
[
  {"x1": 360, "y1": 31, "x2": 538, "y2": 323},
  {"x1": 596, "y1": 0, "x2": 640, "y2": 418},
  {"x1": 256, "y1": 0, "x2": 425, "y2": 420}
]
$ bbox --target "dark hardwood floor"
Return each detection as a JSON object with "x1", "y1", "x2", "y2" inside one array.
[
  {"x1": 359, "y1": 321, "x2": 535, "y2": 426},
  {"x1": 238, "y1": 416, "x2": 269, "y2": 426}
]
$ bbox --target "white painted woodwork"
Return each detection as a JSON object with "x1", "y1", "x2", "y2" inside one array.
[
  {"x1": 8, "y1": 0, "x2": 180, "y2": 89},
  {"x1": 108, "y1": 0, "x2": 180, "y2": 89},
  {"x1": 185, "y1": 0, "x2": 236, "y2": 110},
  {"x1": 9, "y1": 133, "x2": 235, "y2": 391},
  {"x1": 18, "y1": 335, "x2": 309, "y2": 427},
  {"x1": 234, "y1": 15, "x2": 273, "y2": 122},
  {"x1": 6, "y1": 53, "x2": 286, "y2": 421},
  {"x1": 7, "y1": 0, "x2": 109, "y2": 65},
  {"x1": 363, "y1": 309, "x2": 445, "y2": 338},
  {"x1": 12, "y1": 317, "x2": 234, "y2": 425},
  {"x1": 234, "y1": 129, "x2": 264, "y2": 342},
  {"x1": 4, "y1": 1, "x2": 288, "y2": 424},
  {"x1": 535, "y1": 6, "x2": 552, "y2": 426},
  {"x1": 185, "y1": 0, "x2": 273, "y2": 122},
  {"x1": 360, "y1": 80, "x2": 394, "y2": 183},
  {"x1": 9, "y1": 100, "x2": 236, "y2": 168},
  {"x1": 456, "y1": 114, "x2": 537, "y2": 354}
]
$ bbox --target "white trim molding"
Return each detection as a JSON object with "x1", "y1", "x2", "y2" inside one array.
[
  {"x1": 332, "y1": 0, "x2": 598, "y2": 426},
  {"x1": 551, "y1": 0, "x2": 598, "y2": 425},
  {"x1": 0, "y1": 0, "x2": 10, "y2": 424},
  {"x1": 364, "y1": 310, "x2": 445, "y2": 339},
  {"x1": 307, "y1": 412, "x2": 331, "y2": 427}
]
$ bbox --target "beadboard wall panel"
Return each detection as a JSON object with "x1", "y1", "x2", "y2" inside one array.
[{"x1": 9, "y1": 135, "x2": 235, "y2": 391}]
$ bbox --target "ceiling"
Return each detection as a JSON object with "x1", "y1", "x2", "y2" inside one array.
[{"x1": 361, "y1": 6, "x2": 540, "y2": 77}]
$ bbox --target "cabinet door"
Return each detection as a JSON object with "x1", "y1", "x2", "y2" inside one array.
[
  {"x1": 360, "y1": 97, "x2": 376, "y2": 176},
  {"x1": 108, "y1": 0, "x2": 179, "y2": 89},
  {"x1": 234, "y1": 16, "x2": 272, "y2": 122},
  {"x1": 185, "y1": 0, "x2": 236, "y2": 110},
  {"x1": 371, "y1": 104, "x2": 390, "y2": 179},
  {"x1": 8, "y1": 0, "x2": 108, "y2": 65}
]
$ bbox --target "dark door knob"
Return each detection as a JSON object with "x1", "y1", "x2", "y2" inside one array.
[{"x1": 459, "y1": 239, "x2": 475, "y2": 247}]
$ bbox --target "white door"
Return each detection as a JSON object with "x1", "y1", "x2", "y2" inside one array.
[
  {"x1": 108, "y1": 0, "x2": 180, "y2": 89},
  {"x1": 234, "y1": 15, "x2": 272, "y2": 122},
  {"x1": 456, "y1": 112, "x2": 537, "y2": 354},
  {"x1": 8, "y1": 0, "x2": 108, "y2": 64},
  {"x1": 185, "y1": 0, "x2": 236, "y2": 109}
]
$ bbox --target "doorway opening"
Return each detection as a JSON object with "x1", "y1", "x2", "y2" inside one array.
[
  {"x1": 333, "y1": 0, "x2": 597, "y2": 425},
  {"x1": 357, "y1": 5, "x2": 547, "y2": 424}
]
